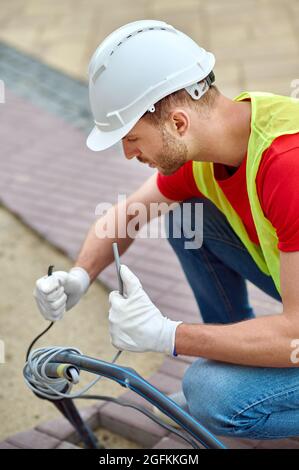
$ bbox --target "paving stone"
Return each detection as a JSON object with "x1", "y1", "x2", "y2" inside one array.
[
  {"x1": 157, "y1": 293, "x2": 199, "y2": 318},
  {"x1": 175, "y1": 355, "x2": 198, "y2": 364},
  {"x1": 36, "y1": 405, "x2": 101, "y2": 444},
  {"x1": 159, "y1": 358, "x2": 189, "y2": 379},
  {"x1": 211, "y1": 36, "x2": 298, "y2": 63},
  {"x1": 7, "y1": 429, "x2": 60, "y2": 449},
  {"x1": 243, "y1": 56, "x2": 299, "y2": 82},
  {"x1": 105, "y1": 389, "x2": 153, "y2": 410},
  {"x1": 152, "y1": 436, "x2": 194, "y2": 450},
  {"x1": 244, "y1": 77, "x2": 296, "y2": 97},
  {"x1": 56, "y1": 441, "x2": 82, "y2": 449},
  {"x1": 99, "y1": 401, "x2": 168, "y2": 448},
  {"x1": 96, "y1": 370, "x2": 183, "y2": 447},
  {"x1": 148, "y1": 372, "x2": 183, "y2": 395},
  {"x1": 35, "y1": 416, "x2": 77, "y2": 444},
  {"x1": 0, "y1": 441, "x2": 22, "y2": 449},
  {"x1": 255, "y1": 438, "x2": 299, "y2": 449},
  {"x1": 216, "y1": 436, "x2": 258, "y2": 449},
  {"x1": 161, "y1": 430, "x2": 259, "y2": 450}
]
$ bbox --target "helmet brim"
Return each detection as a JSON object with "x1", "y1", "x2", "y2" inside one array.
[{"x1": 86, "y1": 116, "x2": 140, "y2": 152}]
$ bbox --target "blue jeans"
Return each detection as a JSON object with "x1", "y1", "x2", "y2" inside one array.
[{"x1": 165, "y1": 197, "x2": 299, "y2": 440}]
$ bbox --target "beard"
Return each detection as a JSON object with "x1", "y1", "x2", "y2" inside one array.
[{"x1": 155, "y1": 126, "x2": 189, "y2": 176}]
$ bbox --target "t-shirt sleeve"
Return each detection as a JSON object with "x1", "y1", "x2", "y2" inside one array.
[
  {"x1": 257, "y1": 145, "x2": 299, "y2": 252},
  {"x1": 156, "y1": 160, "x2": 204, "y2": 201}
]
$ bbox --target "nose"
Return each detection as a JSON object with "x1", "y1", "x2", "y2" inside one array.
[{"x1": 122, "y1": 140, "x2": 140, "y2": 160}]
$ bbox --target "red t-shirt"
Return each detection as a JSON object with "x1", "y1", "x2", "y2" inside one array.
[{"x1": 156, "y1": 132, "x2": 299, "y2": 252}]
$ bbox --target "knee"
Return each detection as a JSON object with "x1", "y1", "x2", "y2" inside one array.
[
  {"x1": 182, "y1": 359, "x2": 269, "y2": 439},
  {"x1": 182, "y1": 359, "x2": 240, "y2": 437}
]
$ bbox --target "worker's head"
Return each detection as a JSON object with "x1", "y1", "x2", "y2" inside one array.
[
  {"x1": 121, "y1": 83, "x2": 220, "y2": 175},
  {"x1": 86, "y1": 20, "x2": 217, "y2": 174}
]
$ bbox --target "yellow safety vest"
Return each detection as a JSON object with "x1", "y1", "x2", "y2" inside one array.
[{"x1": 192, "y1": 91, "x2": 299, "y2": 294}]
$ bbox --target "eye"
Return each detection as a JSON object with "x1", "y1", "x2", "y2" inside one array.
[{"x1": 127, "y1": 138, "x2": 138, "y2": 142}]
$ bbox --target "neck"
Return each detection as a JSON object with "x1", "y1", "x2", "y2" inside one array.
[{"x1": 191, "y1": 94, "x2": 252, "y2": 168}]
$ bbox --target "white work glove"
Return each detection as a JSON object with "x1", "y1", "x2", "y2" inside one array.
[
  {"x1": 33, "y1": 267, "x2": 90, "y2": 321},
  {"x1": 109, "y1": 265, "x2": 182, "y2": 355}
]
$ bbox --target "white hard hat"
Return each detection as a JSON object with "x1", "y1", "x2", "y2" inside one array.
[{"x1": 86, "y1": 20, "x2": 215, "y2": 152}]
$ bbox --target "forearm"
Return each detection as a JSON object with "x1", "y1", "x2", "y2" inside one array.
[
  {"x1": 175, "y1": 314, "x2": 299, "y2": 367},
  {"x1": 74, "y1": 202, "x2": 135, "y2": 282}
]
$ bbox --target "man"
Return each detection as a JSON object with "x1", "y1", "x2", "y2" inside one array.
[{"x1": 34, "y1": 20, "x2": 299, "y2": 440}]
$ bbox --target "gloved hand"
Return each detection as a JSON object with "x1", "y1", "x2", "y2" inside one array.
[
  {"x1": 109, "y1": 265, "x2": 182, "y2": 355},
  {"x1": 33, "y1": 267, "x2": 90, "y2": 321}
]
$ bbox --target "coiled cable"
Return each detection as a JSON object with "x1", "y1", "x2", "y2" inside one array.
[{"x1": 24, "y1": 346, "x2": 121, "y2": 401}]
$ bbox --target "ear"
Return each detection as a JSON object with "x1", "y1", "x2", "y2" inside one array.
[{"x1": 166, "y1": 109, "x2": 190, "y2": 138}]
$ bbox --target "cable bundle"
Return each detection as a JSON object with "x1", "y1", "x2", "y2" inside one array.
[
  {"x1": 24, "y1": 346, "x2": 100, "y2": 400},
  {"x1": 23, "y1": 346, "x2": 203, "y2": 448}
]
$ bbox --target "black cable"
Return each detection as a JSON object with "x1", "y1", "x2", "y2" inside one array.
[
  {"x1": 75, "y1": 394, "x2": 200, "y2": 449},
  {"x1": 26, "y1": 265, "x2": 55, "y2": 361},
  {"x1": 26, "y1": 321, "x2": 54, "y2": 361}
]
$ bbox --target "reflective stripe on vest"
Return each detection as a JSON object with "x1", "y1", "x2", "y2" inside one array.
[{"x1": 192, "y1": 91, "x2": 299, "y2": 294}]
